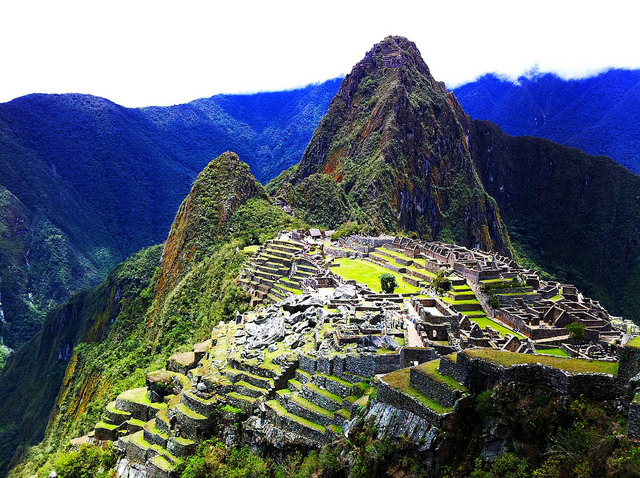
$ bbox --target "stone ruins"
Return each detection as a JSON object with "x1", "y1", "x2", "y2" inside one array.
[{"x1": 75, "y1": 232, "x2": 640, "y2": 478}]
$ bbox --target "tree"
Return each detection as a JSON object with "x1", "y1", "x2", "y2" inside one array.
[
  {"x1": 488, "y1": 295, "x2": 501, "y2": 309},
  {"x1": 565, "y1": 322, "x2": 587, "y2": 342},
  {"x1": 379, "y1": 273, "x2": 398, "y2": 293},
  {"x1": 431, "y1": 269, "x2": 452, "y2": 294}
]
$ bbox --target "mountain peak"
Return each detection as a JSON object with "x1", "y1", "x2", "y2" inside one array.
[
  {"x1": 357, "y1": 35, "x2": 430, "y2": 76},
  {"x1": 278, "y1": 37, "x2": 511, "y2": 254}
]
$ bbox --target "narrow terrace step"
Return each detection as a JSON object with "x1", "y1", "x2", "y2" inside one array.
[
  {"x1": 181, "y1": 390, "x2": 220, "y2": 416},
  {"x1": 270, "y1": 287, "x2": 287, "y2": 300},
  {"x1": 296, "y1": 264, "x2": 318, "y2": 274},
  {"x1": 94, "y1": 421, "x2": 120, "y2": 441},
  {"x1": 226, "y1": 391, "x2": 257, "y2": 412},
  {"x1": 292, "y1": 270, "x2": 315, "y2": 278},
  {"x1": 268, "y1": 244, "x2": 303, "y2": 255},
  {"x1": 143, "y1": 419, "x2": 169, "y2": 448},
  {"x1": 313, "y1": 373, "x2": 354, "y2": 399},
  {"x1": 279, "y1": 278, "x2": 302, "y2": 289},
  {"x1": 264, "y1": 399, "x2": 327, "y2": 444},
  {"x1": 409, "y1": 359, "x2": 468, "y2": 409},
  {"x1": 340, "y1": 372, "x2": 371, "y2": 385},
  {"x1": 274, "y1": 284, "x2": 301, "y2": 297},
  {"x1": 256, "y1": 263, "x2": 283, "y2": 275},
  {"x1": 155, "y1": 408, "x2": 171, "y2": 435},
  {"x1": 301, "y1": 382, "x2": 343, "y2": 412},
  {"x1": 234, "y1": 380, "x2": 269, "y2": 398},
  {"x1": 104, "y1": 401, "x2": 131, "y2": 425},
  {"x1": 263, "y1": 249, "x2": 295, "y2": 260},
  {"x1": 123, "y1": 430, "x2": 177, "y2": 466},
  {"x1": 296, "y1": 369, "x2": 312, "y2": 384},
  {"x1": 276, "y1": 389, "x2": 334, "y2": 427},
  {"x1": 225, "y1": 367, "x2": 274, "y2": 389},
  {"x1": 167, "y1": 435, "x2": 197, "y2": 458},
  {"x1": 148, "y1": 455, "x2": 178, "y2": 478},
  {"x1": 167, "y1": 352, "x2": 197, "y2": 375},
  {"x1": 115, "y1": 387, "x2": 168, "y2": 422},
  {"x1": 288, "y1": 378, "x2": 302, "y2": 392}
]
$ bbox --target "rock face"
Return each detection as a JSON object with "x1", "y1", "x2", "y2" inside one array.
[
  {"x1": 278, "y1": 36, "x2": 512, "y2": 254},
  {"x1": 156, "y1": 151, "x2": 267, "y2": 298}
]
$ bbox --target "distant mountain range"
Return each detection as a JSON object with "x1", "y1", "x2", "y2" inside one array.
[
  {"x1": 453, "y1": 69, "x2": 640, "y2": 174},
  {"x1": 0, "y1": 81, "x2": 340, "y2": 347}
]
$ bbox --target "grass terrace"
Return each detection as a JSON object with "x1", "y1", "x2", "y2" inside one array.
[
  {"x1": 626, "y1": 336, "x2": 640, "y2": 349},
  {"x1": 468, "y1": 315, "x2": 525, "y2": 339},
  {"x1": 331, "y1": 258, "x2": 420, "y2": 293},
  {"x1": 381, "y1": 368, "x2": 452, "y2": 414},
  {"x1": 414, "y1": 359, "x2": 468, "y2": 391},
  {"x1": 464, "y1": 349, "x2": 618, "y2": 375},
  {"x1": 538, "y1": 348, "x2": 571, "y2": 357}
]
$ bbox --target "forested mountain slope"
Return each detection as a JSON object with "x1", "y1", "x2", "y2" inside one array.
[{"x1": 453, "y1": 70, "x2": 640, "y2": 173}]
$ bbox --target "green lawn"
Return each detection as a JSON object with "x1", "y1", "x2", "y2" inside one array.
[
  {"x1": 332, "y1": 258, "x2": 420, "y2": 293},
  {"x1": 464, "y1": 349, "x2": 618, "y2": 375},
  {"x1": 626, "y1": 336, "x2": 640, "y2": 349},
  {"x1": 469, "y1": 316, "x2": 525, "y2": 339},
  {"x1": 538, "y1": 348, "x2": 571, "y2": 357},
  {"x1": 381, "y1": 368, "x2": 452, "y2": 414}
]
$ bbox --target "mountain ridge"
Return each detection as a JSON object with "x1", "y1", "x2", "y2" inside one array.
[{"x1": 453, "y1": 69, "x2": 640, "y2": 173}]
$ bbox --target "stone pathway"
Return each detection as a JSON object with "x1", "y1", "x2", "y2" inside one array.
[{"x1": 403, "y1": 300, "x2": 423, "y2": 347}]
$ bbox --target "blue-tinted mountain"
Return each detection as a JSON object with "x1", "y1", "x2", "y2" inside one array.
[
  {"x1": 453, "y1": 69, "x2": 640, "y2": 173},
  {"x1": 0, "y1": 80, "x2": 339, "y2": 348}
]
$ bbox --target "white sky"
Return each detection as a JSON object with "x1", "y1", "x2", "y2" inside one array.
[{"x1": 1, "y1": 0, "x2": 638, "y2": 108}]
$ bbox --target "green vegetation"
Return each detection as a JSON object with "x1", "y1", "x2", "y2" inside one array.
[
  {"x1": 627, "y1": 336, "x2": 640, "y2": 349},
  {"x1": 466, "y1": 315, "x2": 524, "y2": 339},
  {"x1": 464, "y1": 349, "x2": 618, "y2": 375},
  {"x1": 565, "y1": 322, "x2": 587, "y2": 342},
  {"x1": 331, "y1": 258, "x2": 419, "y2": 293},
  {"x1": 539, "y1": 348, "x2": 571, "y2": 358},
  {"x1": 415, "y1": 360, "x2": 467, "y2": 391},
  {"x1": 452, "y1": 381, "x2": 640, "y2": 478},
  {"x1": 379, "y1": 272, "x2": 398, "y2": 293}
]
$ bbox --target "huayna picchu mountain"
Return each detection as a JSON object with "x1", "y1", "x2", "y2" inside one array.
[{"x1": 273, "y1": 36, "x2": 512, "y2": 255}]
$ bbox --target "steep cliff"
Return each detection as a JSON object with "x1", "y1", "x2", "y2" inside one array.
[{"x1": 276, "y1": 36, "x2": 512, "y2": 254}]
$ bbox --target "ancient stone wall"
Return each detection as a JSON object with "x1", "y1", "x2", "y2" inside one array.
[
  {"x1": 457, "y1": 353, "x2": 623, "y2": 400},
  {"x1": 438, "y1": 356, "x2": 467, "y2": 383},
  {"x1": 618, "y1": 346, "x2": 640, "y2": 379},
  {"x1": 376, "y1": 379, "x2": 446, "y2": 427},
  {"x1": 345, "y1": 354, "x2": 376, "y2": 377},
  {"x1": 628, "y1": 397, "x2": 640, "y2": 439},
  {"x1": 403, "y1": 347, "x2": 438, "y2": 367},
  {"x1": 410, "y1": 369, "x2": 462, "y2": 408},
  {"x1": 373, "y1": 353, "x2": 403, "y2": 374}
]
